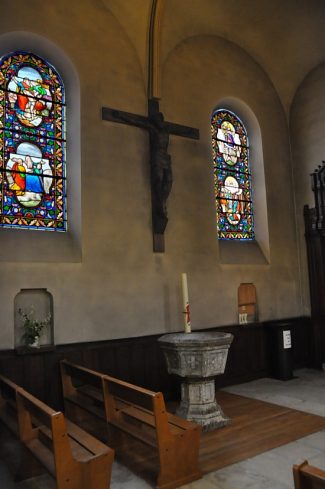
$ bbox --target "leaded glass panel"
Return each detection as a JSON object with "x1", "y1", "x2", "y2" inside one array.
[
  {"x1": 0, "y1": 52, "x2": 66, "y2": 230},
  {"x1": 211, "y1": 109, "x2": 254, "y2": 240}
]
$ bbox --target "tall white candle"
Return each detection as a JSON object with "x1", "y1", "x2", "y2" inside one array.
[{"x1": 181, "y1": 273, "x2": 191, "y2": 333}]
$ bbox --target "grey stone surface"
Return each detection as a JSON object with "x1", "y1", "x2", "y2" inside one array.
[
  {"x1": 12, "y1": 461, "x2": 152, "y2": 489},
  {"x1": 0, "y1": 461, "x2": 16, "y2": 489},
  {"x1": 158, "y1": 332, "x2": 233, "y2": 378},
  {"x1": 224, "y1": 368, "x2": 325, "y2": 417},
  {"x1": 17, "y1": 474, "x2": 56, "y2": 489},
  {"x1": 177, "y1": 378, "x2": 230, "y2": 430},
  {"x1": 159, "y1": 332, "x2": 233, "y2": 430}
]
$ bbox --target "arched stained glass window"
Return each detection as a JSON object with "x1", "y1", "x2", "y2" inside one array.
[
  {"x1": 0, "y1": 51, "x2": 66, "y2": 231},
  {"x1": 211, "y1": 109, "x2": 254, "y2": 240}
]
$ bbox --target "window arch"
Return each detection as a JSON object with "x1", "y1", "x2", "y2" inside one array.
[
  {"x1": 0, "y1": 51, "x2": 66, "y2": 231},
  {"x1": 211, "y1": 109, "x2": 254, "y2": 240}
]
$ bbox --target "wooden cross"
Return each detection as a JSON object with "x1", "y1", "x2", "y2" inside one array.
[{"x1": 102, "y1": 99, "x2": 200, "y2": 252}]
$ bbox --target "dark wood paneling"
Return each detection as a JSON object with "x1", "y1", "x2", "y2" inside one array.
[
  {"x1": 215, "y1": 323, "x2": 268, "y2": 388},
  {"x1": 304, "y1": 199, "x2": 325, "y2": 368},
  {"x1": 0, "y1": 317, "x2": 313, "y2": 410}
]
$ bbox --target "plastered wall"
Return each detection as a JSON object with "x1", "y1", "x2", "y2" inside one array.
[
  {"x1": 0, "y1": 0, "x2": 301, "y2": 349},
  {"x1": 290, "y1": 62, "x2": 325, "y2": 316}
]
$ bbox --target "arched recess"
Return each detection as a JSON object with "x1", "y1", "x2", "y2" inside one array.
[
  {"x1": 213, "y1": 97, "x2": 270, "y2": 264},
  {"x1": 0, "y1": 31, "x2": 81, "y2": 262}
]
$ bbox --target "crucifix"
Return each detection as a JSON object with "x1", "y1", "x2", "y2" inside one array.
[{"x1": 102, "y1": 99, "x2": 200, "y2": 252}]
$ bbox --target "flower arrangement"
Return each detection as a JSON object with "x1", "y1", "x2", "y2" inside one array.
[{"x1": 18, "y1": 307, "x2": 51, "y2": 347}]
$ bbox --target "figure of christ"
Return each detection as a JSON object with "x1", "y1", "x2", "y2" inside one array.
[
  {"x1": 102, "y1": 100, "x2": 199, "y2": 251},
  {"x1": 109, "y1": 109, "x2": 172, "y2": 234},
  {"x1": 148, "y1": 112, "x2": 173, "y2": 234}
]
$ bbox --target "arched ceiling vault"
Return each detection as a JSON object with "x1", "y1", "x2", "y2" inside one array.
[{"x1": 103, "y1": 0, "x2": 325, "y2": 115}]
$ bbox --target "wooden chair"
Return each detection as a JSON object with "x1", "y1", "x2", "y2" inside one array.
[
  {"x1": 16, "y1": 387, "x2": 114, "y2": 489},
  {"x1": 60, "y1": 359, "x2": 202, "y2": 489},
  {"x1": 293, "y1": 460, "x2": 325, "y2": 489}
]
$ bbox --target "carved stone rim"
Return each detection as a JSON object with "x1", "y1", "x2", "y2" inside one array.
[{"x1": 158, "y1": 332, "x2": 234, "y2": 348}]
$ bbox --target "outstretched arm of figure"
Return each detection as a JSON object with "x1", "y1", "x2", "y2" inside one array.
[{"x1": 102, "y1": 107, "x2": 150, "y2": 130}]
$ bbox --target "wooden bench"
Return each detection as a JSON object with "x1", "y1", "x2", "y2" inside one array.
[
  {"x1": 293, "y1": 460, "x2": 325, "y2": 488},
  {"x1": 0, "y1": 374, "x2": 20, "y2": 436},
  {"x1": 60, "y1": 359, "x2": 202, "y2": 489},
  {"x1": 60, "y1": 360, "x2": 107, "y2": 441},
  {"x1": 0, "y1": 374, "x2": 53, "y2": 481},
  {"x1": 16, "y1": 387, "x2": 114, "y2": 489}
]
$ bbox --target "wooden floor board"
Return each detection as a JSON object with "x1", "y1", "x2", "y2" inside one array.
[{"x1": 199, "y1": 391, "x2": 325, "y2": 473}]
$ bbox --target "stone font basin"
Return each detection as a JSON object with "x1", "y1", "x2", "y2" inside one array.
[
  {"x1": 158, "y1": 331, "x2": 233, "y2": 378},
  {"x1": 158, "y1": 331, "x2": 234, "y2": 431}
]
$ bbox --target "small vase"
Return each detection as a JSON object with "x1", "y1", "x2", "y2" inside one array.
[{"x1": 30, "y1": 336, "x2": 40, "y2": 348}]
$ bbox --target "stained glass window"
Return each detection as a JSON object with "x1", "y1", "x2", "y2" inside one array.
[
  {"x1": 211, "y1": 109, "x2": 254, "y2": 240},
  {"x1": 0, "y1": 51, "x2": 66, "y2": 231}
]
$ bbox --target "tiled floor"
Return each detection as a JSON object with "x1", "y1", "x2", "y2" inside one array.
[{"x1": 2, "y1": 368, "x2": 325, "y2": 488}]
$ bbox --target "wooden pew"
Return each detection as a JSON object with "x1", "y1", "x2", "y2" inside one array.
[
  {"x1": 60, "y1": 360, "x2": 105, "y2": 416},
  {"x1": 60, "y1": 360, "x2": 107, "y2": 441},
  {"x1": 102, "y1": 374, "x2": 202, "y2": 489},
  {"x1": 293, "y1": 460, "x2": 325, "y2": 489},
  {"x1": 0, "y1": 374, "x2": 20, "y2": 436},
  {"x1": 0, "y1": 374, "x2": 48, "y2": 481},
  {"x1": 16, "y1": 387, "x2": 114, "y2": 489},
  {"x1": 60, "y1": 359, "x2": 202, "y2": 489}
]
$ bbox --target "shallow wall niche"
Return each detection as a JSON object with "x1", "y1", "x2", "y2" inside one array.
[{"x1": 14, "y1": 289, "x2": 54, "y2": 350}]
